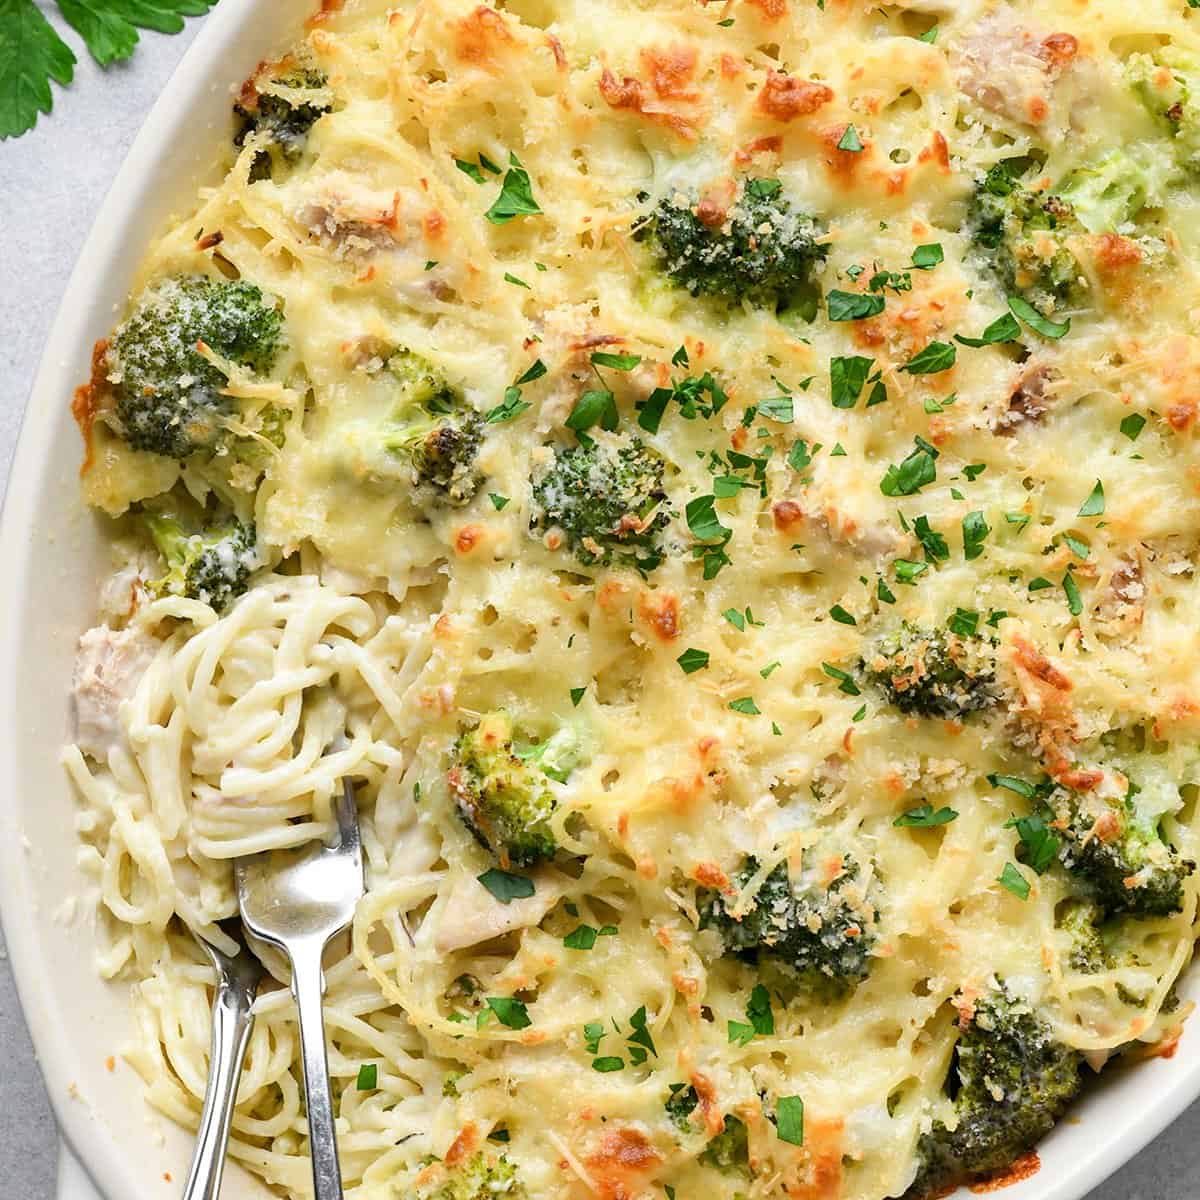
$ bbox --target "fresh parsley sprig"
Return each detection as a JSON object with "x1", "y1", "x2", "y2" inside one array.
[{"x1": 0, "y1": 0, "x2": 217, "y2": 140}]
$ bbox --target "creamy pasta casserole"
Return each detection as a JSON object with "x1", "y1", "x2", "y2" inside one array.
[{"x1": 65, "y1": 0, "x2": 1200, "y2": 1196}]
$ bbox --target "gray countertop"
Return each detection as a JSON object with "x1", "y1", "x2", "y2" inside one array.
[{"x1": 2, "y1": 7, "x2": 1200, "y2": 1198}]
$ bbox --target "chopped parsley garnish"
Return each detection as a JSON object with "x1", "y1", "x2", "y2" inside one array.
[
  {"x1": 911, "y1": 243, "x2": 944, "y2": 269},
  {"x1": 356, "y1": 1063, "x2": 378, "y2": 1090},
  {"x1": 880, "y1": 437, "x2": 938, "y2": 496},
  {"x1": 677, "y1": 647, "x2": 710, "y2": 674},
  {"x1": 1007, "y1": 813, "x2": 1060, "y2": 874},
  {"x1": 566, "y1": 389, "x2": 618, "y2": 440},
  {"x1": 729, "y1": 983, "x2": 775, "y2": 1044},
  {"x1": 484, "y1": 153, "x2": 542, "y2": 224},
  {"x1": 948, "y1": 607, "x2": 979, "y2": 636},
  {"x1": 1078, "y1": 479, "x2": 1106, "y2": 517},
  {"x1": 456, "y1": 157, "x2": 486, "y2": 183},
  {"x1": 758, "y1": 395, "x2": 795, "y2": 422},
  {"x1": 821, "y1": 662, "x2": 861, "y2": 695},
  {"x1": 477, "y1": 869, "x2": 535, "y2": 903},
  {"x1": 827, "y1": 290, "x2": 885, "y2": 321},
  {"x1": 486, "y1": 996, "x2": 532, "y2": 1029},
  {"x1": 1060, "y1": 533, "x2": 1089, "y2": 559},
  {"x1": 729, "y1": 696, "x2": 761, "y2": 715},
  {"x1": 997, "y1": 862, "x2": 1031, "y2": 900},
  {"x1": 1063, "y1": 571, "x2": 1083, "y2": 616},
  {"x1": 503, "y1": 272, "x2": 530, "y2": 288},
  {"x1": 776, "y1": 1096, "x2": 805, "y2": 1146},
  {"x1": 962, "y1": 510, "x2": 990, "y2": 560},
  {"x1": 831, "y1": 355, "x2": 874, "y2": 408},
  {"x1": 914, "y1": 515, "x2": 949, "y2": 562},
  {"x1": 489, "y1": 493, "x2": 510, "y2": 510},
  {"x1": 955, "y1": 311, "x2": 1020, "y2": 347},
  {"x1": 1008, "y1": 295, "x2": 1070, "y2": 340},
  {"x1": 837, "y1": 124, "x2": 864, "y2": 152},
  {"x1": 894, "y1": 558, "x2": 928, "y2": 584},
  {"x1": 570, "y1": 686, "x2": 586, "y2": 707},
  {"x1": 591, "y1": 351, "x2": 641, "y2": 371},
  {"x1": 829, "y1": 604, "x2": 857, "y2": 625},
  {"x1": 903, "y1": 341, "x2": 957, "y2": 375},
  {"x1": 1120, "y1": 413, "x2": 1147, "y2": 441},
  {"x1": 894, "y1": 803, "x2": 958, "y2": 827},
  {"x1": 592, "y1": 1056, "x2": 624, "y2": 1072}
]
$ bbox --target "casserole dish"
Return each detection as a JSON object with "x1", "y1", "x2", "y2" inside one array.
[{"x1": 2, "y1": 2, "x2": 1199, "y2": 1198}]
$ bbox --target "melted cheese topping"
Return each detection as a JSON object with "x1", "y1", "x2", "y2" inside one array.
[{"x1": 67, "y1": 1, "x2": 1200, "y2": 1198}]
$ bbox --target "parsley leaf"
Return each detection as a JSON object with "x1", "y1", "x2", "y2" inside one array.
[
  {"x1": 58, "y1": 0, "x2": 216, "y2": 68},
  {"x1": 1063, "y1": 571, "x2": 1083, "y2": 616},
  {"x1": 836, "y1": 124, "x2": 864, "y2": 152},
  {"x1": 729, "y1": 697, "x2": 761, "y2": 715},
  {"x1": 997, "y1": 862, "x2": 1031, "y2": 900},
  {"x1": 1008, "y1": 295, "x2": 1070, "y2": 339},
  {"x1": 486, "y1": 996, "x2": 532, "y2": 1029},
  {"x1": 591, "y1": 351, "x2": 641, "y2": 371},
  {"x1": 484, "y1": 153, "x2": 542, "y2": 224},
  {"x1": 776, "y1": 1096, "x2": 804, "y2": 1145},
  {"x1": 477, "y1": 869, "x2": 535, "y2": 903},
  {"x1": 356, "y1": 1063, "x2": 378, "y2": 1090},
  {"x1": 821, "y1": 662, "x2": 861, "y2": 696},
  {"x1": 914, "y1": 515, "x2": 949, "y2": 562},
  {"x1": 1078, "y1": 479, "x2": 1105, "y2": 517},
  {"x1": 827, "y1": 290, "x2": 884, "y2": 321},
  {"x1": 880, "y1": 438, "x2": 938, "y2": 496},
  {"x1": 0, "y1": 0, "x2": 76, "y2": 139},
  {"x1": 758, "y1": 395, "x2": 794, "y2": 422},
  {"x1": 894, "y1": 803, "x2": 958, "y2": 827},
  {"x1": 1120, "y1": 413, "x2": 1147, "y2": 441},
  {"x1": 902, "y1": 341, "x2": 957, "y2": 374},
  {"x1": 564, "y1": 925, "x2": 599, "y2": 950},
  {"x1": 911, "y1": 243, "x2": 944, "y2": 270},
  {"x1": 1007, "y1": 813, "x2": 1060, "y2": 875},
  {"x1": 829, "y1": 604, "x2": 857, "y2": 626},
  {"x1": 566, "y1": 389, "x2": 618, "y2": 438},
  {"x1": 677, "y1": 647, "x2": 709, "y2": 674},
  {"x1": 948, "y1": 607, "x2": 979, "y2": 636},
  {"x1": 686, "y1": 495, "x2": 730, "y2": 543},
  {"x1": 830, "y1": 355, "x2": 874, "y2": 408},
  {"x1": 485, "y1": 386, "x2": 530, "y2": 424},
  {"x1": 955, "y1": 312, "x2": 1021, "y2": 347},
  {"x1": 962, "y1": 510, "x2": 990, "y2": 560}
]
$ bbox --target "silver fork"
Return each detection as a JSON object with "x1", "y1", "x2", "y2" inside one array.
[
  {"x1": 235, "y1": 779, "x2": 364, "y2": 1200},
  {"x1": 183, "y1": 919, "x2": 265, "y2": 1200}
]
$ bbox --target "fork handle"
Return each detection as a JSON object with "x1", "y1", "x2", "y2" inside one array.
[
  {"x1": 291, "y1": 943, "x2": 345, "y2": 1200},
  {"x1": 182, "y1": 971, "x2": 256, "y2": 1200}
]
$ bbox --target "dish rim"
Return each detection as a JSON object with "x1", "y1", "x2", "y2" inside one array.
[{"x1": 2, "y1": 3, "x2": 1199, "y2": 1197}]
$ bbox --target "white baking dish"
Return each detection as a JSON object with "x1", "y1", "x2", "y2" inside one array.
[{"x1": 2, "y1": 3, "x2": 1199, "y2": 1197}]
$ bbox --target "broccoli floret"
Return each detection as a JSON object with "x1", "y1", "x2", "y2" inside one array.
[
  {"x1": 699, "y1": 855, "x2": 879, "y2": 1001},
  {"x1": 967, "y1": 161, "x2": 1084, "y2": 317},
  {"x1": 380, "y1": 350, "x2": 483, "y2": 505},
  {"x1": 235, "y1": 63, "x2": 331, "y2": 179},
  {"x1": 107, "y1": 276, "x2": 284, "y2": 460},
  {"x1": 138, "y1": 509, "x2": 259, "y2": 611},
  {"x1": 908, "y1": 986, "x2": 1082, "y2": 1198},
  {"x1": 643, "y1": 178, "x2": 828, "y2": 310},
  {"x1": 422, "y1": 1152, "x2": 524, "y2": 1200},
  {"x1": 448, "y1": 712, "x2": 581, "y2": 867},
  {"x1": 862, "y1": 626, "x2": 997, "y2": 720},
  {"x1": 530, "y1": 436, "x2": 669, "y2": 572},
  {"x1": 1044, "y1": 779, "x2": 1193, "y2": 918},
  {"x1": 1055, "y1": 899, "x2": 1110, "y2": 974},
  {"x1": 1057, "y1": 147, "x2": 1171, "y2": 234},
  {"x1": 1128, "y1": 48, "x2": 1200, "y2": 175},
  {"x1": 665, "y1": 1086, "x2": 750, "y2": 1174}
]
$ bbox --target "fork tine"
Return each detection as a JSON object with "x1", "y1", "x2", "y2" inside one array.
[{"x1": 333, "y1": 775, "x2": 361, "y2": 857}]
